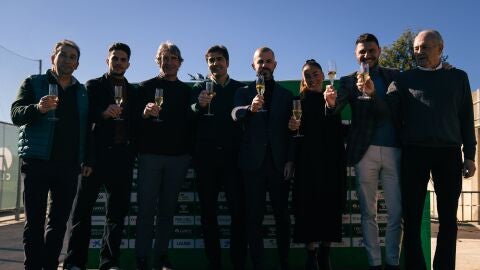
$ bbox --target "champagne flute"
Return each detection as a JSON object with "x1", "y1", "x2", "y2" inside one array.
[
  {"x1": 357, "y1": 62, "x2": 371, "y2": 100},
  {"x1": 327, "y1": 60, "x2": 337, "y2": 87},
  {"x1": 48, "y1": 84, "x2": 59, "y2": 121},
  {"x1": 292, "y1": 100, "x2": 303, "y2": 138},
  {"x1": 204, "y1": 81, "x2": 214, "y2": 116},
  {"x1": 256, "y1": 74, "x2": 266, "y2": 112},
  {"x1": 154, "y1": 88, "x2": 164, "y2": 122},
  {"x1": 114, "y1": 85, "x2": 124, "y2": 120}
]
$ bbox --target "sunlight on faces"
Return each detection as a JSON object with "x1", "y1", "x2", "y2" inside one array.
[
  {"x1": 206, "y1": 52, "x2": 229, "y2": 78},
  {"x1": 159, "y1": 51, "x2": 181, "y2": 78},
  {"x1": 51, "y1": 45, "x2": 79, "y2": 77},
  {"x1": 252, "y1": 50, "x2": 277, "y2": 80},
  {"x1": 302, "y1": 64, "x2": 324, "y2": 91},
  {"x1": 414, "y1": 31, "x2": 444, "y2": 69},
  {"x1": 107, "y1": 50, "x2": 130, "y2": 77},
  {"x1": 355, "y1": 41, "x2": 381, "y2": 68}
]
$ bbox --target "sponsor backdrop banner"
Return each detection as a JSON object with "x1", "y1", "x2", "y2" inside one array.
[{"x1": 86, "y1": 81, "x2": 431, "y2": 269}]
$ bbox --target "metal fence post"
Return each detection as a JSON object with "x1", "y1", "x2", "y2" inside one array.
[{"x1": 14, "y1": 157, "x2": 22, "y2": 221}]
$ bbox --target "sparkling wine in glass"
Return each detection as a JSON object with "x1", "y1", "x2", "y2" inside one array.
[
  {"x1": 154, "y1": 88, "x2": 164, "y2": 122},
  {"x1": 292, "y1": 100, "x2": 303, "y2": 138},
  {"x1": 204, "y1": 81, "x2": 214, "y2": 116},
  {"x1": 114, "y1": 85, "x2": 124, "y2": 120},
  {"x1": 327, "y1": 60, "x2": 337, "y2": 87},
  {"x1": 357, "y1": 62, "x2": 371, "y2": 100},
  {"x1": 256, "y1": 74, "x2": 266, "y2": 112},
  {"x1": 48, "y1": 84, "x2": 59, "y2": 121}
]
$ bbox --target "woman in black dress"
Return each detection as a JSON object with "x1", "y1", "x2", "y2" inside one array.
[{"x1": 289, "y1": 59, "x2": 346, "y2": 270}]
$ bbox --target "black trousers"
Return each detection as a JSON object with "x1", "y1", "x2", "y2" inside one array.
[
  {"x1": 194, "y1": 147, "x2": 247, "y2": 270},
  {"x1": 22, "y1": 159, "x2": 79, "y2": 270},
  {"x1": 64, "y1": 145, "x2": 134, "y2": 270},
  {"x1": 402, "y1": 146, "x2": 462, "y2": 270},
  {"x1": 243, "y1": 150, "x2": 291, "y2": 270}
]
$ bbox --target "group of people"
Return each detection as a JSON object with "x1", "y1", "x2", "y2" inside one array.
[{"x1": 10, "y1": 28, "x2": 475, "y2": 270}]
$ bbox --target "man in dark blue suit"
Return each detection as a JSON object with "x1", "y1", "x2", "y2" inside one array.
[{"x1": 232, "y1": 47, "x2": 294, "y2": 270}]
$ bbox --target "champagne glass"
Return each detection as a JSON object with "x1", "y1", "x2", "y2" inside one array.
[
  {"x1": 204, "y1": 81, "x2": 214, "y2": 116},
  {"x1": 327, "y1": 60, "x2": 337, "y2": 87},
  {"x1": 114, "y1": 85, "x2": 124, "y2": 120},
  {"x1": 292, "y1": 100, "x2": 303, "y2": 138},
  {"x1": 48, "y1": 84, "x2": 59, "y2": 121},
  {"x1": 357, "y1": 62, "x2": 371, "y2": 100},
  {"x1": 154, "y1": 88, "x2": 164, "y2": 122},
  {"x1": 256, "y1": 74, "x2": 266, "y2": 112}
]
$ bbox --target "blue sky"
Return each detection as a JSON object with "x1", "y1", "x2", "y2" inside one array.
[{"x1": 1, "y1": 0, "x2": 479, "y2": 123}]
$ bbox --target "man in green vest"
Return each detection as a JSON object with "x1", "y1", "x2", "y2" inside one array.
[{"x1": 11, "y1": 39, "x2": 90, "y2": 270}]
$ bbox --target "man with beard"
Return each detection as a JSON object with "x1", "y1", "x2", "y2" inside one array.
[
  {"x1": 11, "y1": 40, "x2": 89, "y2": 270},
  {"x1": 232, "y1": 47, "x2": 294, "y2": 270},
  {"x1": 324, "y1": 33, "x2": 402, "y2": 270},
  {"x1": 63, "y1": 43, "x2": 136, "y2": 270},
  {"x1": 191, "y1": 45, "x2": 247, "y2": 270},
  {"x1": 387, "y1": 29, "x2": 476, "y2": 270}
]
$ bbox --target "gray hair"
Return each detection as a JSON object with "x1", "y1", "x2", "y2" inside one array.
[
  {"x1": 417, "y1": 29, "x2": 444, "y2": 46},
  {"x1": 52, "y1": 39, "x2": 80, "y2": 60},
  {"x1": 155, "y1": 41, "x2": 183, "y2": 65}
]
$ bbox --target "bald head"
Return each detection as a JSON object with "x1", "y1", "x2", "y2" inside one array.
[
  {"x1": 252, "y1": 47, "x2": 277, "y2": 80},
  {"x1": 416, "y1": 30, "x2": 444, "y2": 46},
  {"x1": 414, "y1": 29, "x2": 444, "y2": 69}
]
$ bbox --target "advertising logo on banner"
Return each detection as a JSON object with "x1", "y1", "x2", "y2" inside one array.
[{"x1": 0, "y1": 147, "x2": 13, "y2": 181}]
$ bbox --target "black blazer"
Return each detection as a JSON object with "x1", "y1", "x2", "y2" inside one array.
[
  {"x1": 86, "y1": 74, "x2": 138, "y2": 161},
  {"x1": 333, "y1": 66, "x2": 399, "y2": 166},
  {"x1": 232, "y1": 81, "x2": 294, "y2": 171}
]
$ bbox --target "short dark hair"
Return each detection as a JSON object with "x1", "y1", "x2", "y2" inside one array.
[
  {"x1": 355, "y1": 33, "x2": 380, "y2": 47},
  {"x1": 109, "y1": 42, "x2": 131, "y2": 59},
  {"x1": 205, "y1": 45, "x2": 229, "y2": 62}
]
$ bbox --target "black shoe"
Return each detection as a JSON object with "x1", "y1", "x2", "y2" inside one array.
[
  {"x1": 232, "y1": 264, "x2": 245, "y2": 270},
  {"x1": 136, "y1": 258, "x2": 148, "y2": 270},
  {"x1": 385, "y1": 264, "x2": 400, "y2": 270},
  {"x1": 208, "y1": 262, "x2": 222, "y2": 270},
  {"x1": 369, "y1": 266, "x2": 382, "y2": 270},
  {"x1": 305, "y1": 249, "x2": 319, "y2": 270},
  {"x1": 317, "y1": 246, "x2": 331, "y2": 270},
  {"x1": 154, "y1": 255, "x2": 173, "y2": 270},
  {"x1": 63, "y1": 265, "x2": 83, "y2": 270}
]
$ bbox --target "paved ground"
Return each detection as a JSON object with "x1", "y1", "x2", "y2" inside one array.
[
  {"x1": 431, "y1": 220, "x2": 480, "y2": 270},
  {"x1": 1, "y1": 214, "x2": 479, "y2": 269}
]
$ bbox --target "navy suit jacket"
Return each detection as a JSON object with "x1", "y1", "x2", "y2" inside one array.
[
  {"x1": 330, "y1": 66, "x2": 399, "y2": 166},
  {"x1": 232, "y1": 81, "x2": 294, "y2": 171},
  {"x1": 85, "y1": 74, "x2": 138, "y2": 162}
]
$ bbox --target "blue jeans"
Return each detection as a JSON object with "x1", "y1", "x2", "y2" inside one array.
[{"x1": 354, "y1": 146, "x2": 403, "y2": 266}]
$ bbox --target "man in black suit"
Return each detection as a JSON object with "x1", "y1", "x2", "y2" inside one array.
[
  {"x1": 324, "y1": 34, "x2": 402, "y2": 270},
  {"x1": 191, "y1": 45, "x2": 247, "y2": 270},
  {"x1": 232, "y1": 47, "x2": 294, "y2": 270},
  {"x1": 64, "y1": 43, "x2": 136, "y2": 270}
]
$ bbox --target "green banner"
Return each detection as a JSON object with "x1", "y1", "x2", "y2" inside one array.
[{"x1": 85, "y1": 80, "x2": 430, "y2": 269}]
